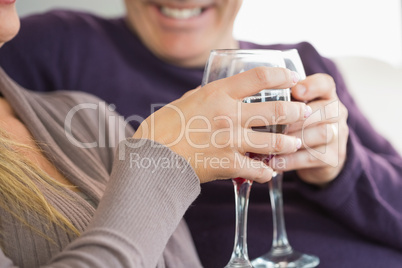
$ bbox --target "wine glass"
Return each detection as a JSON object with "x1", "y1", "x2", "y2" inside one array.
[
  {"x1": 202, "y1": 49, "x2": 288, "y2": 268},
  {"x1": 251, "y1": 49, "x2": 320, "y2": 268}
]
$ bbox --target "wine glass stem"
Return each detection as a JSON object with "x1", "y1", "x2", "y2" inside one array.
[
  {"x1": 269, "y1": 172, "x2": 292, "y2": 255},
  {"x1": 228, "y1": 180, "x2": 252, "y2": 264}
]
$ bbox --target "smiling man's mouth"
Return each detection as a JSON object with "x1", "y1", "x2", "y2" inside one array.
[{"x1": 160, "y1": 6, "x2": 204, "y2": 19}]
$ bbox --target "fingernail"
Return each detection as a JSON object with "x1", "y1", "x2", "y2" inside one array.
[
  {"x1": 304, "y1": 105, "x2": 312, "y2": 118},
  {"x1": 291, "y1": 71, "x2": 300, "y2": 83},
  {"x1": 296, "y1": 138, "x2": 302, "y2": 149},
  {"x1": 263, "y1": 165, "x2": 274, "y2": 182}
]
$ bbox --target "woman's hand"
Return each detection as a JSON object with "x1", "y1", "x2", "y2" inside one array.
[
  {"x1": 134, "y1": 67, "x2": 311, "y2": 184},
  {"x1": 270, "y1": 73, "x2": 349, "y2": 186}
]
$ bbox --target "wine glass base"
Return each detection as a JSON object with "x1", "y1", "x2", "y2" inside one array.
[
  {"x1": 251, "y1": 250, "x2": 319, "y2": 268},
  {"x1": 224, "y1": 257, "x2": 253, "y2": 268}
]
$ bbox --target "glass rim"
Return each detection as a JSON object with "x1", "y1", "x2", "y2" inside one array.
[{"x1": 209, "y1": 48, "x2": 283, "y2": 55}]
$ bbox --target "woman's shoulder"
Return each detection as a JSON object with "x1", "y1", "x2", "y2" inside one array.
[
  {"x1": 31, "y1": 90, "x2": 122, "y2": 133},
  {"x1": 45, "y1": 90, "x2": 105, "y2": 105}
]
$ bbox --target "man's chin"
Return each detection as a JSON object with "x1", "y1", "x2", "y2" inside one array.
[{"x1": 160, "y1": 49, "x2": 210, "y2": 68}]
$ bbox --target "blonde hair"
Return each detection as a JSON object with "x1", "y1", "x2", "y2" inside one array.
[{"x1": 0, "y1": 128, "x2": 80, "y2": 243}]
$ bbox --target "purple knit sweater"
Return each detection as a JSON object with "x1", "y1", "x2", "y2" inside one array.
[{"x1": 1, "y1": 10, "x2": 402, "y2": 268}]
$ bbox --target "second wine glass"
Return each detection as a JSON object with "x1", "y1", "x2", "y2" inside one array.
[{"x1": 251, "y1": 49, "x2": 320, "y2": 268}]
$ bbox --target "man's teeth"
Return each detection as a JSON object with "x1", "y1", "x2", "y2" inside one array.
[{"x1": 160, "y1": 6, "x2": 202, "y2": 19}]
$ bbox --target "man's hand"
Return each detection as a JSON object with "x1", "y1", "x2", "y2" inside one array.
[{"x1": 270, "y1": 73, "x2": 349, "y2": 187}]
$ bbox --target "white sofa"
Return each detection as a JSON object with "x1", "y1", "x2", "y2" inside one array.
[{"x1": 332, "y1": 56, "x2": 402, "y2": 154}]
